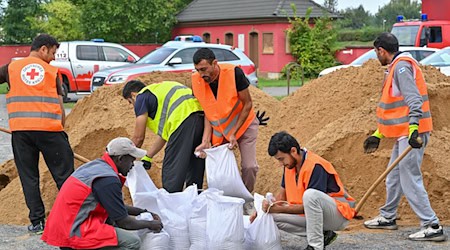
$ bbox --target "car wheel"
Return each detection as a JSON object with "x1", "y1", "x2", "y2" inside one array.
[{"x1": 62, "y1": 82, "x2": 70, "y2": 103}]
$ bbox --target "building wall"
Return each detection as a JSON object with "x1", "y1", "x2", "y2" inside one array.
[{"x1": 173, "y1": 23, "x2": 296, "y2": 77}]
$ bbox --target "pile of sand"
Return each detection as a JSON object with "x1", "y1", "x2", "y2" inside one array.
[{"x1": 0, "y1": 64, "x2": 449, "y2": 228}]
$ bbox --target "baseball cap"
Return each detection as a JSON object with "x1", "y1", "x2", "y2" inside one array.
[{"x1": 106, "y1": 137, "x2": 147, "y2": 158}]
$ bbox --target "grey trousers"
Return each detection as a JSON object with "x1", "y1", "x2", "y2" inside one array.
[
  {"x1": 99, "y1": 228, "x2": 141, "y2": 250},
  {"x1": 380, "y1": 132, "x2": 439, "y2": 227},
  {"x1": 273, "y1": 189, "x2": 348, "y2": 250},
  {"x1": 237, "y1": 117, "x2": 259, "y2": 193}
]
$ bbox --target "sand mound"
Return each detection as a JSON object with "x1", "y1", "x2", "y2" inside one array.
[{"x1": 0, "y1": 65, "x2": 449, "y2": 227}]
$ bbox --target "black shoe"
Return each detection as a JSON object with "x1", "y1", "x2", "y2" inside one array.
[
  {"x1": 28, "y1": 221, "x2": 44, "y2": 235},
  {"x1": 324, "y1": 230, "x2": 338, "y2": 246}
]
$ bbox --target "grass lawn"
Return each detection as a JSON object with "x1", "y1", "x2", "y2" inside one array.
[
  {"x1": 258, "y1": 78, "x2": 308, "y2": 88},
  {"x1": 63, "y1": 102, "x2": 76, "y2": 109},
  {"x1": 0, "y1": 84, "x2": 8, "y2": 94}
]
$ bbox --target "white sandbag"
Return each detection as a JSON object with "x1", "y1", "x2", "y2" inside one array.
[
  {"x1": 125, "y1": 161, "x2": 158, "y2": 198},
  {"x1": 136, "y1": 212, "x2": 170, "y2": 250},
  {"x1": 133, "y1": 191, "x2": 161, "y2": 217},
  {"x1": 204, "y1": 144, "x2": 253, "y2": 202},
  {"x1": 126, "y1": 161, "x2": 160, "y2": 215},
  {"x1": 244, "y1": 193, "x2": 282, "y2": 250},
  {"x1": 189, "y1": 189, "x2": 223, "y2": 250},
  {"x1": 207, "y1": 193, "x2": 245, "y2": 250},
  {"x1": 157, "y1": 185, "x2": 198, "y2": 250}
]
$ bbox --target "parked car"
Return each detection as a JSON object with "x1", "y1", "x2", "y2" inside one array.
[
  {"x1": 90, "y1": 40, "x2": 258, "y2": 92},
  {"x1": 318, "y1": 46, "x2": 439, "y2": 77},
  {"x1": 51, "y1": 40, "x2": 140, "y2": 99},
  {"x1": 420, "y1": 46, "x2": 450, "y2": 76}
]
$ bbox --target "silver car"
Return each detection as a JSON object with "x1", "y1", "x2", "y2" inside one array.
[
  {"x1": 90, "y1": 41, "x2": 258, "y2": 92},
  {"x1": 318, "y1": 46, "x2": 439, "y2": 77}
]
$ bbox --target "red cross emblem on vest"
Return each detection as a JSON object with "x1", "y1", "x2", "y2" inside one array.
[{"x1": 21, "y1": 63, "x2": 45, "y2": 86}]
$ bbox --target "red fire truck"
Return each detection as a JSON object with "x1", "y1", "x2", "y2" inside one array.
[{"x1": 391, "y1": 0, "x2": 450, "y2": 48}]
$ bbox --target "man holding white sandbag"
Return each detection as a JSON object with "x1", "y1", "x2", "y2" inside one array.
[{"x1": 252, "y1": 132, "x2": 356, "y2": 250}]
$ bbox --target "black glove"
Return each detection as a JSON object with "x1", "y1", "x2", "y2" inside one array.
[
  {"x1": 363, "y1": 136, "x2": 380, "y2": 153},
  {"x1": 141, "y1": 155, "x2": 152, "y2": 170},
  {"x1": 408, "y1": 130, "x2": 422, "y2": 148},
  {"x1": 256, "y1": 110, "x2": 270, "y2": 126}
]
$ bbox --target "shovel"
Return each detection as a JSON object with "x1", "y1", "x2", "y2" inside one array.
[
  {"x1": 354, "y1": 137, "x2": 422, "y2": 215},
  {"x1": 0, "y1": 127, "x2": 90, "y2": 163}
]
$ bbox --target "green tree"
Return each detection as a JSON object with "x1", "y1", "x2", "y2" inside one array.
[
  {"x1": 78, "y1": 0, "x2": 183, "y2": 43},
  {"x1": 2, "y1": 0, "x2": 42, "y2": 44},
  {"x1": 287, "y1": 6, "x2": 337, "y2": 78},
  {"x1": 31, "y1": 0, "x2": 84, "y2": 41},
  {"x1": 375, "y1": 0, "x2": 421, "y2": 29},
  {"x1": 323, "y1": 0, "x2": 338, "y2": 13},
  {"x1": 337, "y1": 5, "x2": 374, "y2": 29}
]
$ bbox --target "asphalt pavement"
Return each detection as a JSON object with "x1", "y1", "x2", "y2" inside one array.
[{"x1": 0, "y1": 223, "x2": 448, "y2": 250}]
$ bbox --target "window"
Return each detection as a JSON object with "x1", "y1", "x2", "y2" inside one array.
[
  {"x1": 262, "y1": 33, "x2": 274, "y2": 54},
  {"x1": 225, "y1": 33, "x2": 234, "y2": 46},
  {"x1": 172, "y1": 48, "x2": 197, "y2": 64},
  {"x1": 210, "y1": 48, "x2": 240, "y2": 61},
  {"x1": 203, "y1": 33, "x2": 211, "y2": 43},
  {"x1": 136, "y1": 47, "x2": 176, "y2": 64},
  {"x1": 429, "y1": 26, "x2": 443, "y2": 43},
  {"x1": 76, "y1": 45, "x2": 100, "y2": 61},
  {"x1": 216, "y1": 38, "x2": 220, "y2": 44},
  {"x1": 102, "y1": 46, "x2": 132, "y2": 62}
]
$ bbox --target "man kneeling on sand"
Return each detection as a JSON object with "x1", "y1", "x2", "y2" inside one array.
[
  {"x1": 42, "y1": 137, "x2": 162, "y2": 250},
  {"x1": 251, "y1": 131, "x2": 356, "y2": 250}
]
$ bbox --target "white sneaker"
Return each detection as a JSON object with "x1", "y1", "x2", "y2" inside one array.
[
  {"x1": 408, "y1": 224, "x2": 448, "y2": 242},
  {"x1": 364, "y1": 215, "x2": 398, "y2": 230}
]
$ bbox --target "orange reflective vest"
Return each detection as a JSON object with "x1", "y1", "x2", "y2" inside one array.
[
  {"x1": 192, "y1": 64, "x2": 255, "y2": 145},
  {"x1": 376, "y1": 57, "x2": 432, "y2": 137},
  {"x1": 6, "y1": 57, "x2": 63, "y2": 132},
  {"x1": 285, "y1": 151, "x2": 356, "y2": 220}
]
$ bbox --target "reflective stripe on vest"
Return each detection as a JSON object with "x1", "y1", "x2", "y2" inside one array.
[
  {"x1": 6, "y1": 96, "x2": 60, "y2": 104},
  {"x1": 157, "y1": 85, "x2": 189, "y2": 136},
  {"x1": 139, "y1": 81, "x2": 203, "y2": 141},
  {"x1": 284, "y1": 151, "x2": 356, "y2": 220},
  {"x1": 376, "y1": 56, "x2": 432, "y2": 137},
  {"x1": 9, "y1": 111, "x2": 61, "y2": 120}
]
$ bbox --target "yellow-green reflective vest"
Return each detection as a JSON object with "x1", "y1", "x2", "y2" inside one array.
[{"x1": 138, "y1": 81, "x2": 203, "y2": 141}]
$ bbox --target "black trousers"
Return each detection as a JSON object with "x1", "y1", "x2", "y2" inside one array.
[
  {"x1": 11, "y1": 131, "x2": 74, "y2": 225},
  {"x1": 162, "y1": 112, "x2": 205, "y2": 193}
]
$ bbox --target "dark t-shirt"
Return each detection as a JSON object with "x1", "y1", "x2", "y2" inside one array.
[
  {"x1": 92, "y1": 176, "x2": 128, "y2": 222},
  {"x1": 0, "y1": 63, "x2": 64, "y2": 95},
  {"x1": 206, "y1": 67, "x2": 250, "y2": 99},
  {"x1": 281, "y1": 151, "x2": 340, "y2": 194},
  {"x1": 134, "y1": 91, "x2": 158, "y2": 119}
]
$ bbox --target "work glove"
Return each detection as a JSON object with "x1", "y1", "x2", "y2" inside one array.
[
  {"x1": 256, "y1": 110, "x2": 270, "y2": 126},
  {"x1": 408, "y1": 124, "x2": 422, "y2": 148},
  {"x1": 363, "y1": 129, "x2": 383, "y2": 154},
  {"x1": 141, "y1": 155, "x2": 152, "y2": 170}
]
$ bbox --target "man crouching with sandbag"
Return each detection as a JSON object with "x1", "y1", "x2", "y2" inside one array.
[
  {"x1": 41, "y1": 137, "x2": 163, "y2": 250},
  {"x1": 250, "y1": 131, "x2": 355, "y2": 250}
]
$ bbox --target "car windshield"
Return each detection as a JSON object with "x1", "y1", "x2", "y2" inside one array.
[
  {"x1": 391, "y1": 26, "x2": 420, "y2": 46},
  {"x1": 420, "y1": 48, "x2": 450, "y2": 66},
  {"x1": 350, "y1": 50, "x2": 376, "y2": 66},
  {"x1": 136, "y1": 47, "x2": 176, "y2": 64}
]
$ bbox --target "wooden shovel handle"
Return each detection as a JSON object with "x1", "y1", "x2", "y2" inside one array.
[
  {"x1": 355, "y1": 137, "x2": 422, "y2": 214},
  {"x1": 0, "y1": 127, "x2": 90, "y2": 163}
]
